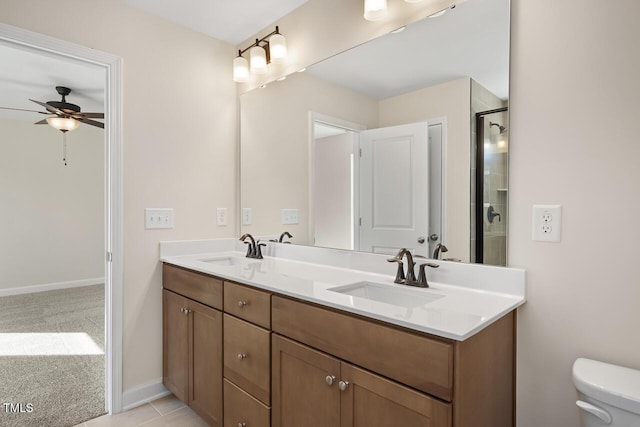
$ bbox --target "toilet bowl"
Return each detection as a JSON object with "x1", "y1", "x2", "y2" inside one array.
[{"x1": 572, "y1": 358, "x2": 640, "y2": 426}]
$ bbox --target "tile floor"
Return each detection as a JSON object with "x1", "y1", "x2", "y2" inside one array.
[{"x1": 73, "y1": 394, "x2": 208, "y2": 427}]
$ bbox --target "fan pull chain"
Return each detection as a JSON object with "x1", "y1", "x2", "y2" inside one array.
[{"x1": 62, "y1": 131, "x2": 68, "y2": 166}]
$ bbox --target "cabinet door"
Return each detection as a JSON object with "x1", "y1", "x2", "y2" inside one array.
[
  {"x1": 272, "y1": 335, "x2": 340, "y2": 427},
  {"x1": 163, "y1": 289, "x2": 189, "y2": 402},
  {"x1": 340, "y1": 363, "x2": 451, "y2": 427},
  {"x1": 189, "y1": 299, "x2": 223, "y2": 427}
]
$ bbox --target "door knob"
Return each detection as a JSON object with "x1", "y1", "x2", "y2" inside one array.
[{"x1": 417, "y1": 236, "x2": 425, "y2": 244}]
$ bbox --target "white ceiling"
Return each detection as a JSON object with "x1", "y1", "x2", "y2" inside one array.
[
  {"x1": 115, "y1": 0, "x2": 309, "y2": 45},
  {"x1": 0, "y1": 41, "x2": 106, "y2": 122},
  {"x1": 307, "y1": 0, "x2": 509, "y2": 100},
  {"x1": 0, "y1": 0, "x2": 508, "y2": 124}
]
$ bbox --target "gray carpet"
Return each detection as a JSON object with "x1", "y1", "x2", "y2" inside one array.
[{"x1": 0, "y1": 285, "x2": 106, "y2": 427}]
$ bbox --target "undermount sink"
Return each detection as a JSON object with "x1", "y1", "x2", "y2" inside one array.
[
  {"x1": 198, "y1": 256, "x2": 259, "y2": 266},
  {"x1": 328, "y1": 281, "x2": 444, "y2": 308}
]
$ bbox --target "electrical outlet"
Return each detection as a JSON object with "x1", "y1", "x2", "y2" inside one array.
[
  {"x1": 216, "y1": 208, "x2": 228, "y2": 226},
  {"x1": 282, "y1": 209, "x2": 299, "y2": 225},
  {"x1": 532, "y1": 205, "x2": 561, "y2": 242},
  {"x1": 145, "y1": 208, "x2": 174, "y2": 229},
  {"x1": 242, "y1": 208, "x2": 252, "y2": 225}
]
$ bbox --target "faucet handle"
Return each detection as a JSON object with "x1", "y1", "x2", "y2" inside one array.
[
  {"x1": 417, "y1": 262, "x2": 439, "y2": 288},
  {"x1": 387, "y1": 258, "x2": 405, "y2": 284},
  {"x1": 255, "y1": 241, "x2": 267, "y2": 259},
  {"x1": 243, "y1": 241, "x2": 253, "y2": 257}
]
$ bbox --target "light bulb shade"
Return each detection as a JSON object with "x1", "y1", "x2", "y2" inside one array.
[
  {"x1": 250, "y1": 45, "x2": 268, "y2": 74},
  {"x1": 46, "y1": 116, "x2": 79, "y2": 132},
  {"x1": 364, "y1": 0, "x2": 388, "y2": 21},
  {"x1": 233, "y1": 56, "x2": 249, "y2": 82},
  {"x1": 269, "y1": 33, "x2": 287, "y2": 63}
]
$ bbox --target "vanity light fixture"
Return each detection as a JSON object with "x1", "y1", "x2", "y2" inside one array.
[
  {"x1": 364, "y1": 0, "x2": 456, "y2": 21},
  {"x1": 364, "y1": 0, "x2": 388, "y2": 21},
  {"x1": 233, "y1": 26, "x2": 287, "y2": 82}
]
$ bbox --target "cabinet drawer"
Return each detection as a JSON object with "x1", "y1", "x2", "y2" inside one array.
[
  {"x1": 163, "y1": 264, "x2": 222, "y2": 310},
  {"x1": 224, "y1": 281, "x2": 271, "y2": 328},
  {"x1": 224, "y1": 379, "x2": 270, "y2": 427},
  {"x1": 272, "y1": 296, "x2": 453, "y2": 401},
  {"x1": 224, "y1": 314, "x2": 271, "y2": 404}
]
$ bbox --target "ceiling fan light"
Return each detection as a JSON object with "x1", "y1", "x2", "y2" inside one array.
[
  {"x1": 269, "y1": 33, "x2": 287, "y2": 63},
  {"x1": 233, "y1": 56, "x2": 250, "y2": 82},
  {"x1": 364, "y1": 0, "x2": 388, "y2": 21},
  {"x1": 46, "y1": 116, "x2": 79, "y2": 132},
  {"x1": 250, "y1": 45, "x2": 268, "y2": 74}
]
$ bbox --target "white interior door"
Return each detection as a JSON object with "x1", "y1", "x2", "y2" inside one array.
[{"x1": 358, "y1": 122, "x2": 429, "y2": 256}]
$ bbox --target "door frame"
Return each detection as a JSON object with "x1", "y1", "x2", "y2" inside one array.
[
  {"x1": 0, "y1": 23, "x2": 124, "y2": 413},
  {"x1": 308, "y1": 112, "x2": 366, "y2": 249}
]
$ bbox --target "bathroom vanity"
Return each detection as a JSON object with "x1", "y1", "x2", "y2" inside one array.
[{"x1": 161, "y1": 239, "x2": 525, "y2": 427}]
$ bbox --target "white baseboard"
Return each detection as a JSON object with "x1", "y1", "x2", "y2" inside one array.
[
  {"x1": 0, "y1": 277, "x2": 105, "y2": 297},
  {"x1": 122, "y1": 380, "x2": 170, "y2": 412}
]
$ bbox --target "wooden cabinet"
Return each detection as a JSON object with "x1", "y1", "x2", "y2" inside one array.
[
  {"x1": 272, "y1": 334, "x2": 451, "y2": 427},
  {"x1": 163, "y1": 265, "x2": 223, "y2": 427},
  {"x1": 163, "y1": 264, "x2": 515, "y2": 427}
]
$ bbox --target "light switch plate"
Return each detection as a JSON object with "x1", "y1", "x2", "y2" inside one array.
[
  {"x1": 216, "y1": 208, "x2": 228, "y2": 226},
  {"x1": 532, "y1": 204, "x2": 561, "y2": 242},
  {"x1": 242, "y1": 208, "x2": 252, "y2": 225},
  {"x1": 282, "y1": 209, "x2": 299, "y2": 225},
  {"x1": 145, "y1": 208, "x2": 174, "y2": 229}
]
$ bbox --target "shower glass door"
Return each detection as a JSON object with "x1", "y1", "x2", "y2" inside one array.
[{"x1": 474, "y1": 107, "x2": 508, "y2": 266}]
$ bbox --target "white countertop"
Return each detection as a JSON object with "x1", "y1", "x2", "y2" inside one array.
[{"x1": 160, "y1": 239, "x2": 526, "y2": 341}]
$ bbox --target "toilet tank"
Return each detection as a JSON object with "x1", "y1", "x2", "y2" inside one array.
[{"x1": 573, "y1": 358, "x2": 640, "y2": 426}]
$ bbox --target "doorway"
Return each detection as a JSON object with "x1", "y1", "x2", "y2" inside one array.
[{"x1": 0, "y1": 22, "x2": 123, "y2": 419}]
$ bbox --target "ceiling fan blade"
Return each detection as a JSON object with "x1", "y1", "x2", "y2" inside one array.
[
  {"x1": 0, "y1": 106, "x2": 48, "y2": 114},
  {"x1": 34, "y1": 119, "x2": 48, "y2": 125},
  {"x1": 76, "y1": 116, "x2": 105, "y2": 129},
  {"x1": 29, "y1": 99, "x2": 64, "y2": 115},
  {"x1": 72, "y1": 112, "x2": 105, "y2": 119}
]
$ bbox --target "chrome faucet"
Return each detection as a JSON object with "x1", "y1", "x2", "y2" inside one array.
[
  {"x1": 387, "y1": 248, "x2": 437, "y2": 287},
  {"x1": 239, "y1": 234, "x2": 265, "y2": 259}
]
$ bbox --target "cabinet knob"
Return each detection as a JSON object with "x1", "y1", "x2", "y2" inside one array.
[
  {"x1": 180, "y1": 307, "x2": 191, "y2": 314},
  {"x1": 238, "y1": 300, "x2": 247, "y2": 308},
  {"x1": 338, "y1": 380, "x2": 350, "y2": 391},
  {"x1": 325, "y1": 375, "x2": 336, "y2": 386},
  {"x1": 237, "y1": 353, "x2": 247, "y2": 361},
  {"x1": 238, "y1": 423, "x2": 247, "y2": 427}
]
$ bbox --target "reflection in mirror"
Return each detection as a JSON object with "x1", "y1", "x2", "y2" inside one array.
[{"x1": 240, "y1": 0, "x2": 509, "y2": 265}]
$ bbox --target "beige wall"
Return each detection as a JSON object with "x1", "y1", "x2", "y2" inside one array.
[
  {"x1": 240, "y1": 71, "x2": 378, "y2": 244},
  {"x1": 379, "y1": 78, "x2": 471, "y2": 262},
  {"x1": 0, "y1": 118, "x2": 104, "y2": 290},
  {"x1": 0, "y1": 0, "x2": 237, "y2": 391},
  {"x1": 511, "y1": 0, "x2": 640, "y2": 425}
]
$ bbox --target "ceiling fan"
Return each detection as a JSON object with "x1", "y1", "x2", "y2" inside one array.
[{"x1": 0, "y1": 86, "x2": 104, "y2": 131}]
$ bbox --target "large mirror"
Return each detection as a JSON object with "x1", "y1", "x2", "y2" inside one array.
[{"x1": 240, "y1": 0, "x2": 509, "y2": 265}]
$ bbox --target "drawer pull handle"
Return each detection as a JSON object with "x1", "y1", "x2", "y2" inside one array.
[
  {"x1": 338, "y1": 380, "x2": 350, "y2": 391},
  {"x1": 238, "y1": 423, "x2": 247, "y2": 427},
  {"x1": 325, "y1": 375, "x2": 336, "y2": 386},
  {"x1": 237, "y1": 353, "x2": 247, "y2": 361},
  {"x1": 238, "y1": 300, "x2": 247, "y2": 308}
]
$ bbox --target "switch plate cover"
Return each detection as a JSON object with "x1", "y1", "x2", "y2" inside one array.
[
  {"x1": 242, "y1": 208, "x2": 252, "y2": 225},
  {"x1": 145, "y1": 208, "x2": 174, "y2": 229},
  {"x1": 282, "y1": 209, "x2": 299, "y2": 225}
]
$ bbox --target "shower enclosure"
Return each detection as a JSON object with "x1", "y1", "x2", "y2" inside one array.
[{"x1": 473, "y1": 107, "x2": 509, "y2": 266}]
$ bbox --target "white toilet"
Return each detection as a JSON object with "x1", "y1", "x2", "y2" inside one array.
[{"x1": 573, "y1": 358, "x2": 640, "y2": 426}]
